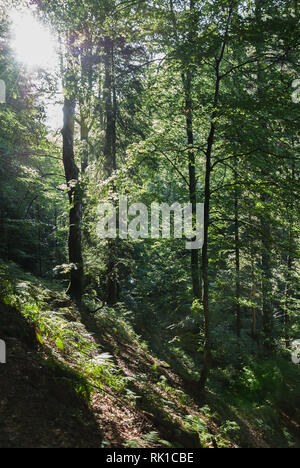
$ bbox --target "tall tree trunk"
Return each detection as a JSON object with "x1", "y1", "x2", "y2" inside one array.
[
  {"x1": 103, "y1": 36, "x2": 118, "y2": 305},
  {"x1": 251, "y1": 259, "x2": 257, "y2": 341},
  {"x1": 284, "y1": 151, "x2": 295, "y2": 347},
  {"x1": 255, "y1": 0, "x2": 273, "y2": 348},
  {"x1": 103, "y1": 37, "x2": 117, "y2": 176},
  {"x1": 260, "y1": 205, "x2": 273, "y2": 347},
  {"x1": 284, "y1": 249, "x2": 292, "y2": 347},
  {"x1": 80, "y1": 119, "x2": 89, "y2": 174},
  {"x1": 234, "y1": 157, "x2": 241, "y2": 337},
  {"x1": 62, "y1": 90, "x2": 84, "y2": 300},
  {"x1": 171, "y1": 0, "x2": 201, "y2": 300},
  {"x1": 36, "y1": 203, "x2": 42, "y2": 276},
  {"x1": 199, "y1": 80, "x2": 218, "y2": 393},
  {"x1": 199, "y1": 5, "x2": 233, "y2": 392},
  {"x1": 199, "y1": 139, "x2": 212, "y2": 392},
  {"x1": 183, "y1": 69, "x2": 201, "y2": 300}
]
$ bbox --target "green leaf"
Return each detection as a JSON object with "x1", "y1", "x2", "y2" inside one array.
[
  {"x1": 56, "y1": 337, "x2": 64, "y2": 350},
  {"x1": 36, "y1": 332, "x2": 44, "y2": 345}
]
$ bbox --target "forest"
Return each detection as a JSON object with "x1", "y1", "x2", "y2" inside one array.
[{"x1": 0, "y1": 0, "x2": 299, "y2": 451}]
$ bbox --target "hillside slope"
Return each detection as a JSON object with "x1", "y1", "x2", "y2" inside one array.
[{"x1": 0, "y1": 262, "x2": 299, "y2": 448}]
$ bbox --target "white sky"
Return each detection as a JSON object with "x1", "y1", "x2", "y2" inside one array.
[
  {"x1": 10, "y1": 9, "x2": 57, "y2": 70},
  {"x1": 9, "y1": 8, "x2": 63, "y2": 131}
]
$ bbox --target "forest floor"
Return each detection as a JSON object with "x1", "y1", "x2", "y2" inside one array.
[{"x1": 0, "y1": 261, "x2": 299, "y2": 448}]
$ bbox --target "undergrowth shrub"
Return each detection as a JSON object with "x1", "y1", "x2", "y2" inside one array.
[{"x1": 0, "y1": 261, "x2": 126, "y2": 393}]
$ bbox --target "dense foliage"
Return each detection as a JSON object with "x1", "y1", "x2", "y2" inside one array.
[{"x1": 0, "y1": 0, "x2": 299, "y2": 449}]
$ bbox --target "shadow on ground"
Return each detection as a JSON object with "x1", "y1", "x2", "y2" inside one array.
[
  {"x1": 0, "y1": 303, "x2": 103, "y2": 448},
  {"x1": 81, "y1": 310, "x2": 203, "y2": 448}
]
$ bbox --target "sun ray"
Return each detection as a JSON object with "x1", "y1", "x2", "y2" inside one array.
[{"x1": 10, "y1": 10, "x2": 57, "y2": 71}]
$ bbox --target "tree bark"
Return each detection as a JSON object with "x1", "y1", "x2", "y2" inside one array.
[
  {"x1": 199, "y1": 5, "x2": 233, "y2": 392},
  {"x1": 199, "y1": 139, "x2": 212, "y2": 392},
  {"x1": 234, "y1": 157, "x2": 241, "y2": 337},
  {"x1": 251, "y1": 260, "x2": 257, "y2": 341},
  {"x1": 103, "y1": 37, "x2": 117, "y2": 177},
  {"x1": 284, "y1": 150, "x2": 295, "y2": 347},
  {"x1": 183, "y1": 69, "x2": 201, "y2": 300},
  {"x1": 255, "y1": 0, "x2": 273, "y2": 348},
  {"x1": 103, "y1": 36, "x2": 118, "y2": 305},
  {"x1": 260, "y1": 204, "x2": 273, "y2": 347},
  {"x1": 62, "y1": 90, "x2": 84, "y2": 300}
]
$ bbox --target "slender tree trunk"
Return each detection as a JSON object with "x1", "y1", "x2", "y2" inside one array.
[
  {"x1": 260, "y1": 214, "x2": 273, "y2": 346},
  {"x1": 255, "y1": 0, "x2": 273, "y2": 348},
  {"x1": 103, "y1": 36, "x2": 118, "y2": 305},
  {"x1": 284, "y1": 252, "x2": 292, "y2": 347},
  {"x1": 234, "y1": 157, "x2": 241, "y2": 337},
  {"x1": 199, "y1": 5, "x2": 233, "y2": 392},
  {"x1": 284, "y1": 153, "x2": 295, "y2": 347},
  {"x1": 81, "y1": 120, "x2": 89, "y2": 173},
  {"x1": 251, "y1": 260, "x2": 257, "y2": 341},
  {"x1": 37, "y1": 203, "x2": 42, "y2": 276},
  {"x1": 54, "y1": 204, "x2": 59, "y2": 265},
  {"x1": 199, "y1": 82, "x2": 218, "y2": 393},
  {"x1": 170, "y1": 0, "x2": 201, "y2": 300},
  {"x1": 62, "y1": 91, "x2": 84, "y2": 300},
  {"x1": 199, "y1": 143, "x2": 212, "y2": 392},
  {"x1": 183, "y1": 69, "x2": 201, "y2": 300},
  {"x1": 79, "y1": 52, "x2": 90, "y2": 174},
  {"x1": 103, "y1": 37, "x2": 117, "y2": 176}
]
